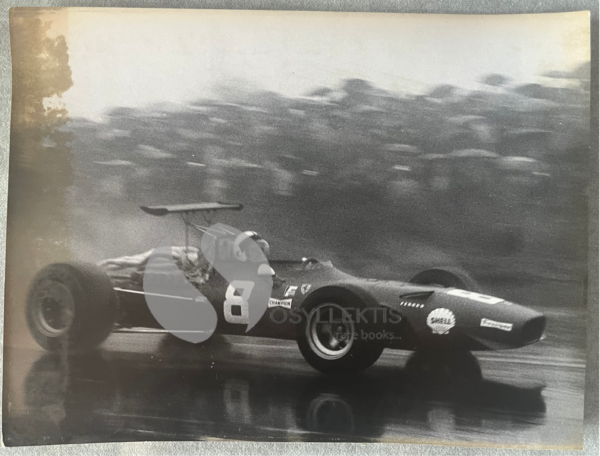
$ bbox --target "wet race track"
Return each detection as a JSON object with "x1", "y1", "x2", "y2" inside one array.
[{"x1": 3, "y1": 306, "x2": 585, "y2": 448}]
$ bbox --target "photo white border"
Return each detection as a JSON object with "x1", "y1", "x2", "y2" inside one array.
[{"x1": 0, "y1": 1, "x2": 596, "y2": 455}]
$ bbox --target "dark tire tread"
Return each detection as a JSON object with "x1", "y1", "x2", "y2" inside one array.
[
  {"x1": 297, "y1": 287, "x2": 384, "y2": 375},
  {"x1": 26, "y1": 262, "x2": 118, "y2": 352}
]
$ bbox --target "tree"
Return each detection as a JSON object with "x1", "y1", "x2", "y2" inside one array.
[
  {"x1": 481, "y1": 73, "x2": 510, "y2": 87},
  {"x1": 6, "y1": 9, "x2": 74, "y2": 347},
  {"x1": 428, "y1": 84, "x2": 458, "y2": 100}
]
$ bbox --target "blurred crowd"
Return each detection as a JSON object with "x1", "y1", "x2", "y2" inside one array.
[{"x1": 70, "y1": 64, "x2": 590, "y2": 259}]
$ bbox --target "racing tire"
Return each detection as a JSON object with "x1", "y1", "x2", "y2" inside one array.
[
  {"x1": 297, "y1": 288, "x2": 384, "y2": 375},
  {"x1": 26, "y1": 262, "x2": 118, "y2": 353},
  {"x1": 408, "y1": 267, "x2": 481, "y2": 292}
]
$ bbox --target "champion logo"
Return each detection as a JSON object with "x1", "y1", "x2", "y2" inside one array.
[{"x1": 268, "y1": 298, "x2": 292, "y2": 309}]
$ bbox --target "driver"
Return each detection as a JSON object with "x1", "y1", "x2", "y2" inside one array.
[
  {"x1": 235, "y1": 231, "x2": 284, "y2": 287},
  {"x1": 234, "y1": 231, "x2": 270, "y2": 261},
  {"x1": 203, "y1": 230, "x2": 284, "y2": 287}
]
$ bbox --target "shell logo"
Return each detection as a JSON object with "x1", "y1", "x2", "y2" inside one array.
[{"x1": 426, "y1": 308, "x2": 456, "y2": 335}]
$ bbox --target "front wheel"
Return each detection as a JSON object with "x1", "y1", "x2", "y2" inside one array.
[
  {"x1": 297, "y1": 290, "x2": 384, "y2": 375},
  {"x1": 26, "y1": 262, "x2": 118, "y2": 353}
]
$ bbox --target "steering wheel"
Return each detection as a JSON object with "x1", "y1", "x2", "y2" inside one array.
[{"x1": 302, "y1": 257, "x2": 320, "y2": 269}]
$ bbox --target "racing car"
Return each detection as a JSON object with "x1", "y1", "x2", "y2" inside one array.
[{"x1": 26, "y1": 202, "x2": 546, "y2": 375}]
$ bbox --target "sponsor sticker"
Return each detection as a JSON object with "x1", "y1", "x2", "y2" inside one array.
[
  {"x1": 300, "y1": 284, "x2": 312, "y2": 295},
  {"x1": 426, "y1": 308, "x2": 456, "y2": 335},
  {"x1": 480, "y1": 318, "x2": 513, "y2": 332},
  {"x1": 284, "y1": 285, "x2": 298, "y2": 297},
  {"x1": 268, "y1": 298, "x2": 292, "y2": 309}
]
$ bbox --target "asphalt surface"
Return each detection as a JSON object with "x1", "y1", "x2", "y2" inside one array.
[{"x1": 2, "y1": 306, "x2": 586, "y2": 448}]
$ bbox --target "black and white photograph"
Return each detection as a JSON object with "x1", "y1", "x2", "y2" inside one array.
[{"x1": 2, "y1": 8, "x2": 592, "y2": 449}]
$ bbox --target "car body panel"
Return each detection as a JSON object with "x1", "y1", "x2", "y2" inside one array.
[{"x1": 115, "y1": 259, "x2": 546, "y2": 352}]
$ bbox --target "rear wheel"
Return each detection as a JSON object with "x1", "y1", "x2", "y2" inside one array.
[
  {"x1": 26, "y1": 262, "x2": 118, "y2": 352},
  {"x1": 297, "y1": 289, "x2": 384, "y2": 375}
]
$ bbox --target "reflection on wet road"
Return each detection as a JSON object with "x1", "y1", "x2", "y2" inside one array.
[{"x1": 3, "y1": 323, "x2": 585, "y2": 448}]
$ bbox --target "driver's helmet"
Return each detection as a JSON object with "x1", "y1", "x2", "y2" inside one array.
[{"x1": 234, "y1": 231, "x2": 271, "y2": 259}]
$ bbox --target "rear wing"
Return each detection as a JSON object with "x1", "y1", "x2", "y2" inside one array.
[{"x1": 140, "y1": 202, "x2": 243, "y2": 217}]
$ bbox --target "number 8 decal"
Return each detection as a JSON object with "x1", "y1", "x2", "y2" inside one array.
[{"x1": 224, "y1": 280, "x2": 255, "y2": 324}]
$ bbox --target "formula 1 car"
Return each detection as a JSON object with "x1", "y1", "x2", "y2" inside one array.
[{"x1": 26, "y1": 203, "x2": 546, "y2": 375}]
